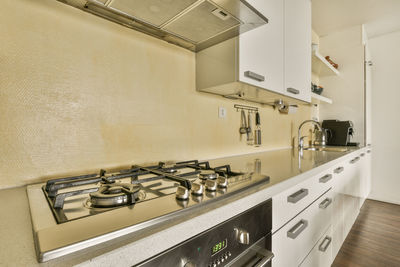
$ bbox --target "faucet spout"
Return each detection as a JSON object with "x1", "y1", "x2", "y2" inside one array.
[{"x1": 298, "y1": 120, "x2": 322, "y2": 149}]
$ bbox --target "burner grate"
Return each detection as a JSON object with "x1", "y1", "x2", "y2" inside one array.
[{"x1": 42, "y1": 160, "x2": 242, "y2": 224}]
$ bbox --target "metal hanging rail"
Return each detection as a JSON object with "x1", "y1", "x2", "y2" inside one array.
[{"x1": 234, "y1": 104, "x2": 258, "y2": 113}]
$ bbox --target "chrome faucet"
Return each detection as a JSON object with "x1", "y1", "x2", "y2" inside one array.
[{"x1": 298, "y1": 120, "x2": 322, "y2": 149}]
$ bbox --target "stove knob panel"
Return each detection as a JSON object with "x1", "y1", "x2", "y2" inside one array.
[
  {"x1": 176, "y1": 186, "x2": 189, "y2": 200},
  {"x1": 217, "y1": 177, "x2": 228, "y2": 188},
  {"x1": 205, "y1": 179, "x2": 217, "y2": 191},
  {"x1": 191, "y1": 183, "x2": 204, "y2": 195}
]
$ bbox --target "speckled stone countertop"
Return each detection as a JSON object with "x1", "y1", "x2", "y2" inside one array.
[{"x1": 0, "y1": 147, "x2": 365, "y2": 267}]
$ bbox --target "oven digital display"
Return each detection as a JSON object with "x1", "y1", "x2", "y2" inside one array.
[{"x1": 211, "y1": 239, "x2": 227, "y2": 255}]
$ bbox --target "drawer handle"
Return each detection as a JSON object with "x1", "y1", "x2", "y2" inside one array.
[
  {"x1": 350, "y1": 157, "x2": 360, "y2": 164},
  {"x1": 318, "y1": 236, "x2": 332, "y2": 252},
  {"x1": 287, "y1": 188, "x2": 309, "y2": 203},
  {"x1": 367, "y1": 150, "x2": 371, "y2": 153},
  {"x1": 244, "y1": 71, "x2": 265, "y2": 82},
  {"x1": 319, "y1": 174, "x2": 332, "y2": 183},
  {"x1": 287, "y1": 219, "x2": 308, "y2": 239},
  {"x1": 319, "y1": 198, "x2": 332, "y2": 209},
  {"x1": 360, "y1": 153, "x2": 365, "y2": 157},
  {"x1": 334, "y1": 167, "x2": 344, "y2": 174},
  {"x1": 287, "y1": 87, "x2": 300, "y2": 95}
]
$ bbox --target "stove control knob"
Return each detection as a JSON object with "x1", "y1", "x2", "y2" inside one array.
[
  {"x1": 183, "y1": 261, "x2": 196, "y2": 267},
  {"x1": 176, "y1": 186, "x2": 189, "y2": 200},
  {"x1": 217, "y1": 177, "x2": 228, "y2": 188},
  {"x1": 234, "y1": 228, "x2": 250, "y2": 245},
  {"x1": 205, "y1": 179, "x2": 217, "y2": 191},
  {"x1": 191, "y1": 183, "x2": 204, "y2": 195}
]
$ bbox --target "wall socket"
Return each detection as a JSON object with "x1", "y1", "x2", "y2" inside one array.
[{"x1": 218, "y1": 107, "x2": 227, "y2": 119}]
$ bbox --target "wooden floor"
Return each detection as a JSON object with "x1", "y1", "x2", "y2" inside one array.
[{"x1": 332, "y1": 199, "x2": 400, "y2": 267}]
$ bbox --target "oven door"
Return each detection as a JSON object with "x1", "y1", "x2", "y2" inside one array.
[{"x1": 226, "y1": 234, "x2": 273, "y2": 267}]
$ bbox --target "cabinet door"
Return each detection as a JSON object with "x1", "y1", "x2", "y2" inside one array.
[
  {"x1": 272, "y1": 190, "x2": 332, "y2": 267},
  {"x1": 359, "y1": 151, "x2": 368, "y2": 207},
  {"x1": 331, "y1": 165, "x2": 346, "y2": 259},
  {"x1": 239, "y1": 0, "x2": 284, "y2": 94},
  {"x1": 284, "y1": 0, "x2": 311, "y2": 102},
  {"x1": 299, "y1": 225, "x2": 333, "y2": 267},
  {"x1": 366, "y1": 148, "x2": 372, "y2": 197},
  {"x1": 343, "y1": 158, "x2": 361, "y2": 237}
]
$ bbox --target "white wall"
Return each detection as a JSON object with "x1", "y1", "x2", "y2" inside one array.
[
  {"x1": 368, "y1": 30, "x2": 400, "y2": 204},
  {"x1": 319, "y1": 26, "x2": 365, "y2": 145}
]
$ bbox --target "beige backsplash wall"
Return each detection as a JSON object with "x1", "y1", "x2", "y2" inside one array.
[{"x1": 0, "y1": 0, "x2": 312, "y2": 189}]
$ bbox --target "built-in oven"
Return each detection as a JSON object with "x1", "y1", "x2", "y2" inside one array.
[{"x1": 136, "y1": 198, "x2": 273, "y2": 267}]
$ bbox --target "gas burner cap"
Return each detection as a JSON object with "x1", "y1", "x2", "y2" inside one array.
[
  {"x1": 163, "y1": 168, "x2": 179, "y2": 174},
  {"x1": 89, "y1": 183, "x2": 140, "y2": 208},
  {"x1": 199, "y1": 170, "x2": 219, "y2": 180}
]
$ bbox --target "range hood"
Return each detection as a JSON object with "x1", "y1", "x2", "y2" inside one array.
[{"x1": 57, "y1": 0, "x2": 268, "y2": 52}]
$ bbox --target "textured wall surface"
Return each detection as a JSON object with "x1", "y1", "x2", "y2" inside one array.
[{"x1": 0, "y1": 0, "x2": 311, "y2": 189}]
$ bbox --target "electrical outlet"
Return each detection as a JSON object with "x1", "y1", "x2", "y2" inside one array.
[{"x1": 218, "y1": 107, "x2": 227, "y2": 119}]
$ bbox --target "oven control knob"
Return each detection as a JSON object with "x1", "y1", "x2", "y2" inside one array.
[
  {"x1": 176, "y1": 186, "x2": 189, "y2": 200},
  {"x1": 191, "y1": 183, "x2": 204, "y2": 195},
  {"x1": 183, "y1": 261, "x2": 196, "y2": 267},
  {"x1": 217, "y1": 177, "x2": 228, "y2": 188},
  {"x1": 205, "y1": 179, "x2": 217, "y2": 191},
  {"x1": 234, "y1": 228, "x2": 250, "y2": 245}
]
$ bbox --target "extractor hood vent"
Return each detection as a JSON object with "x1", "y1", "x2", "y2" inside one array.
[{"x1": 58, "y1": 0, "x2": 268, "y2": 52}]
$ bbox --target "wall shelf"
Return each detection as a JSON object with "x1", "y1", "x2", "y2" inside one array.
[
  {"x1": 311, "y1": 92, "x2": 333, "y2": 104},
  {"x1": 312, "y1": 50, "x2": 340, "y2": 76}
]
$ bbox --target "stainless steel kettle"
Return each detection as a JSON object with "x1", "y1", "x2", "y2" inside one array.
[{"x1": 314, "y1": 128, "x2": 331, "y2": 146}]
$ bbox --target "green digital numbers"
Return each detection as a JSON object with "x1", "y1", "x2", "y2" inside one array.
[{"x1": 211, "y1": 239, "x2": 227, "y2": 255}]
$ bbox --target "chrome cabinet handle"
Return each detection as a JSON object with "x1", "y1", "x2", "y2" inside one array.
[
  {"x1": 244, "y1": 71, "x2": 265, "y2": 82},
  {"x1": 318, "y1": 236, "x2": 332, "y2": 252},
  {"x1": 350, "y1": 157, "x2": 360, "y2": 164},
  {"x1": 287, "y1": 87, "x2": 300, "y2": 95},
  {"x1": 319, "y1": 174, "x2": 332, "y2": 183},
  {"x1": 287, "y1": 219, "x2": 308, "y2": 239},
  {"x1": 287, "y1": 188, "x2": 309, "y2": 203},
  {"x1": 360, "y1": 153, "x2": 365, "y2": 157},
  {"x1": 319, "y1": 198, "x2": 332, "y2": 209},
  {"x1": 334, "y1": 167, "x2": 344, "y2": 174}
]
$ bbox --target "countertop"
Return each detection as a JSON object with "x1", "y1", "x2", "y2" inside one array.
[{"x1": 0, "y1": 147, "x2": 366, "y2": 267}]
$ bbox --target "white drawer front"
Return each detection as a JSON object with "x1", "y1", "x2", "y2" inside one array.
[
  {"x1": 300, "y1": 225, "x2": 333, "y2": 267},
  {"x1": 272, "y1": 190, "x2": 333, "y2": 267},
  {"x1": 273, "y1": 170, "x2": 333, "y2": 232}
]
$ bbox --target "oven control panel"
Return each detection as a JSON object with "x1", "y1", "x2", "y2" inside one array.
[{"x1": 136, "y1": 199, "x2": 272, "y2": 267}]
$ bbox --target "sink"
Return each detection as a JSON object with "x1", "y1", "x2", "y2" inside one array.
[{"x1": 302, "y1": 147, "x2": 349, "y2": 152}]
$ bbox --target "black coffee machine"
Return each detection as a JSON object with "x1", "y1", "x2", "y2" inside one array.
[{"x1": 322, "y1": 120, "x2": 357, "y2": 146}]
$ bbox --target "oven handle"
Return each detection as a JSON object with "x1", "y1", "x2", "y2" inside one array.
[
  {"x1": 227, "y1": 237, "x2": 274, "y2": 267},
  {"x1": 253, "y1": 247, "x2": 274, "y2": 267}
]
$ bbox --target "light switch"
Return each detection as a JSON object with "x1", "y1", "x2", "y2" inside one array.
[{"x1": 219, "y1": 107, "x2": 227, "y2": 119}]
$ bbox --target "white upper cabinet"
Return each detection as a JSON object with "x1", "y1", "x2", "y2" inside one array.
[
  {"x1": 239, "y1": 0, "x2": 284, "y2": 95},
  {"x1": 197, "y1": 0, "x2": 312, "y2": 104},
  {"x1": 284, "y1": 0, "x2": 312, "y2": 102}
]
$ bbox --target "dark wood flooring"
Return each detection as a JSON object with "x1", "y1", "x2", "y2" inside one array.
[{"x1": 332, "y1": 199, "x2": 400, "y2": 267}]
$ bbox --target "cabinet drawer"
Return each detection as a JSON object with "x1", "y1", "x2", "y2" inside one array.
[
  {"x1": 300, "y1": 225, "x2": 333, "y2": 267},
  {"x1": 272, "y1": 190, "x2": 333, "y2": 267},
  {"x1": 272, "y1": 170, "x2": 333, "y2": 231}
]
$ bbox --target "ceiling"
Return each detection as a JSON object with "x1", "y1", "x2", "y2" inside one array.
[{"x1": 312, "y1": 0, "x2": 400, "y2": 37}]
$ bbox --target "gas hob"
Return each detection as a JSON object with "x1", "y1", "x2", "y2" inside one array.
[{"x1": 27, "y1": 159, "x2": 270, "y2": 262}]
